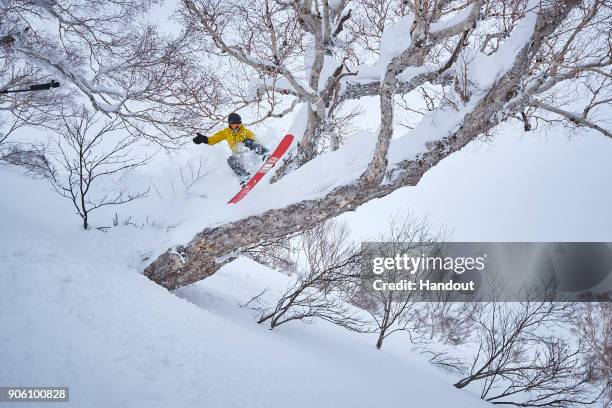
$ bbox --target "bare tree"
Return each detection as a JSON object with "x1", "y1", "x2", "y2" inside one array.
[
  {"x1": 574, "y1": 302, "x2": 612, "y2": 407},
  {"x1": 406, "y1": 300, "x2": 481, "y2": 346},
  {"x1": 350, "y1": 213, "x2": 443, "y2": 349},
  {"x1": 44, "y1": 110, "x2": 150, "y2": 229},
  {"x1": 254, "y1": 220, "x2": 370, "y2": 331},
  {"x1": 453, "y1": 299, "x2": 607, "y2": 407},
  {"x1": 145, "y1": 1, "x2": 612, "y2": 290},
  {"x1": 179, "y1": 157, "x2": 210, "y2": 197}
]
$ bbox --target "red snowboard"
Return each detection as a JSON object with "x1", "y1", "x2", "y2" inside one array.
[{"x1": 228, "y1": 134, "x2": 294, "y2": 204}]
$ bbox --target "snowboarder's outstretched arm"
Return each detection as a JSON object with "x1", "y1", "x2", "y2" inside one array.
[{"x1": 193, "y1": 129, "x2": 225, "y2": 145}]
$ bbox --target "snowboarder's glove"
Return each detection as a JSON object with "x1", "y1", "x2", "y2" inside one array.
[{"x1": 193, "y1": 133, "x2": 208, "y2": 145}]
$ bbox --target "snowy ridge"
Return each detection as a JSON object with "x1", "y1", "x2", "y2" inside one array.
[{"x1": 0, "y1": 167, "x2": 491, "y2": 408}]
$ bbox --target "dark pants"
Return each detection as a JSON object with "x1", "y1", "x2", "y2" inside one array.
[
  {"x1": 243, "y1": 139, "x2": 269, "y2": 157},
  {"x1": 227, "y1": 139, "x2": 269, "y2": 180}
]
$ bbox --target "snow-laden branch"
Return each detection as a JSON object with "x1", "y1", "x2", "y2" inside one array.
[
  {"x1": 528, "y1": 99, "x2": 612, "y2": 139},
  {"x1": 364, "y1": 0, "x2": 483, "y2": 183},
  {"x1": 13, "y1": 41, "x2": 124, "y2": 114},
  {"x1": 1, "y1": 1, "x2": 228, "y2": 145}
]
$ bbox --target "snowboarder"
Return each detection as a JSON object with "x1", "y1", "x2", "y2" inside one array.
[{"x1": 193, "y1": 112, "x2": 269, "y2": 185}]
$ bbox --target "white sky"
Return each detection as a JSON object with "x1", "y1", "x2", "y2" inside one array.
[{"x1": 340, "y1": 120, "x2": 612, "y2": 242}]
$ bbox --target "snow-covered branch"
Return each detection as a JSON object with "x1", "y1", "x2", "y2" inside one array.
[
  {"x1": 528, "y1": 99, "x2": 612, "y2": 139},
  {"x1": 364, "y1": 0, "x2": 483, "y2": 183},
  {"x1": 1, "y1": 0, "x2": 228, "y2": 145}
]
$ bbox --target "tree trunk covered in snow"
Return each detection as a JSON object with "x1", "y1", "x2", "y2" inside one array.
[
  {"x1": 144, "y1": 0, "x2": 612, "y2": 289},
  {"x1": 274, "y1": 104, "x2": 324, "y2": 178}
]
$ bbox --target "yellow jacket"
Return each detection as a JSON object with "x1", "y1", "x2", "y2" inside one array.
[{"x1": 207, "y1": 125, "x2": 255, "y2": 152}]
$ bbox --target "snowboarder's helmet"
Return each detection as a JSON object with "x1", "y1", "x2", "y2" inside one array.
[{"x1": 228, "y1": 112, "x2": 242, "y2": 125}]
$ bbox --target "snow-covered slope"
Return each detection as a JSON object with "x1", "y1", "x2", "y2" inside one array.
[{"x1": 0, "y1": 168, "x2": 490, "y2": 408}]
